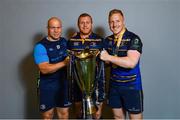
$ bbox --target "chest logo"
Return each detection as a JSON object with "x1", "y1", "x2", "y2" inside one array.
[
  {"x1": 109, "y1": 41, "x2": 113, "y2": 46},
  {"x1": 56, "y1": 45, "x2": 60, "y2": 49},
  {"x1": 91, "y1": 42, "x2": 96, "y2": 47},
  {"x1": 73, "y1": 42, "x2": 79, "y2": 46},
  {"x1": 49, "y1": 48, "x2": 53, "y2": 51}
]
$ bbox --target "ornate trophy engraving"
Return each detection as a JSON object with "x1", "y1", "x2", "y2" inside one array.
[{"x1": 69, "y1": 49, "x2": 98, "y2": 119}]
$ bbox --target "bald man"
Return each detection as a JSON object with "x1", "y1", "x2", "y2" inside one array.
[{"x1": 33, "y1": 17, "x2": 71, "y2": 119}]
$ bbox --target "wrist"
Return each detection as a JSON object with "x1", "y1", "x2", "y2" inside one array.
[{"x1": 107, "y1": 54, "x2": 111, "y2": 62}]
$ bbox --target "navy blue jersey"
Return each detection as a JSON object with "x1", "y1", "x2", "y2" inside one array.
[
  {"x1": 34, "y1": 37, "x2": 68, "y2": 90},
  {"x1": 68, "y1": 32, "x2": 105, "y2": 103},
  {"x1": 104, "y1": 29, "x2": 143, "y2": 90},
  {"x1": 68, "y1": 32, "x2": 103, "y2": 51}
]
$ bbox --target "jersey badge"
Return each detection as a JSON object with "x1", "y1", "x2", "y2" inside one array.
[{"x1": 56, "y1": 45, "x2": 60, "y2": 49}]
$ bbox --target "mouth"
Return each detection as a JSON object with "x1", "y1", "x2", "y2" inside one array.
[
  {"x1": 113, "y1": 26, "x2": 118, "y2": 29},
  {"x1": 54, "y1": 33, "x2": 60, "y2": 36}
]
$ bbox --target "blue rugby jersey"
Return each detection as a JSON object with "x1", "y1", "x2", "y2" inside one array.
[
  {"x1": 34, "y1": 37, "x2": 68, "y2": 89},
  {"x1": 104, "y1": 29, "x2": 143, "y2": 90},
  {"x1": 68, "y1": 32, "x2": 105, "y2": 103}
]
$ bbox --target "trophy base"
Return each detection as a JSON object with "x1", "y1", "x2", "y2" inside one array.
[{"x1": 82, "y1": 97, "x2": 97, "y2": 119}]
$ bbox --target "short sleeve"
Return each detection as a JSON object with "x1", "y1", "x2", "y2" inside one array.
[
  {"x1": 33, "y1": 44, "x2": 49, "y2": 64},
  {"x1": 129, "y1": 37, "x2": 143, "y2": 54}
]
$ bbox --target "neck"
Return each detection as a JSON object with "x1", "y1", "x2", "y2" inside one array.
[
  {"x1": 114, "y1": 27, "x2": 126, "y2": 38},
  {"x1": 80, "y1": 32, "x2": 92, "y2": 39},
  {"x1": 47, "y1": 37, "x2": 60, "y2": 41}
]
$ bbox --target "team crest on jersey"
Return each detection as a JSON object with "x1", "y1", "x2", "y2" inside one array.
[
  {"x1": 121, "y1": 40, "x2": 125, "y2": 46},
  {"x1": 56, "y1": 45, "x2": 60, "y2": 49},
  {"x1": 134, "y1": 38, "x2": 140, "y2": 44},
  {"x1": 40, "y1": 104, "x2": 46, "y2": 110},
  {"x1": 109, "y1": 41, "x2": 113, "y2": 46}
]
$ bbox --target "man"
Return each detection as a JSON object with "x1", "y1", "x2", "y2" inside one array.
[
  {"x1": 33, "y1": 17, "x2": 71, "y2": 119},
  {"x1": 100, "y1": 9, "x2": 143, "y2": 119},
  {"x1": 68, "y1": 13, "x2": 105, "y2": 119}
]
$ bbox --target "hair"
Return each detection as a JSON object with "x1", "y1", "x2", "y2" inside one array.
[
  {"x1": 108, "y1": 9, "x2": 124, "y2": 21},
  {"x1": 77, "y1": 13, "x2": 93, "y2": 24}
]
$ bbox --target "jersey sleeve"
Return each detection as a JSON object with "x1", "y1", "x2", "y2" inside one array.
[
  {"x1": 129, "y1": 37, "x2": 143, "y2": 54},
  {"x1": 33, "y1": 44, "x2": 49, "y2": 64}
]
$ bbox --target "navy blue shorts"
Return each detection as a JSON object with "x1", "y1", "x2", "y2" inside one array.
[
  {"x1": 107, "y1": 86, "x2": 143, "y2": 114},
  {"x1": 39, "y1": 80, "x2": 71, "y2": 112}
]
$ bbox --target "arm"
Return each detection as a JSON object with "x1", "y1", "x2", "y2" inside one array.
[
  {"x1": 34, "y1": 43, "x2": 69, "y2": 74},
  {"x1": 100, "y1": 50, "x2": 140, "y2": 69},
  {"x1": 101, "y1": 36, "x2": 142, "y2": 69},
  {"x1": 38, "y1": 58, "x2": 68, "y2": 74}
]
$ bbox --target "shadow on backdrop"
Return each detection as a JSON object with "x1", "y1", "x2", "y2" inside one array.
[
  {"x1": 94, "y1": 26, "x2": 106, "y2": 38},
  {"x1": 18, "y1": 32, "x2": 45, "y2": 118},
  {"x1": 64, "y1": 27, "x2": 77, "y2": 39}
]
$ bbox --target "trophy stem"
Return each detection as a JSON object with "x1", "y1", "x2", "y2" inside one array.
[{"x1": 82, "y1": 94, "x2": 97, "y2": 119}]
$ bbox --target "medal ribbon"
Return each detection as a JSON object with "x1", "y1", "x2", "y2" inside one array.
[
  {"x1": 115, "y1": 27, "x2": 126, "y2": 48},
  {"x1": 81, "y1": 39, "x2": 85, "y2": 44}
]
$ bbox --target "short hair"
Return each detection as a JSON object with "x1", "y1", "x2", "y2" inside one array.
[
  {"x1": 78, "y1": 13, "x2": 93, "y2": 24},
  {"x1": 108, "y1": 9, "x2": 124, "y2": 21}
]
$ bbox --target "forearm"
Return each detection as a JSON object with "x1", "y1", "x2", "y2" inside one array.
[
  {"x1": 101, "y1": 50, "x2": 140, "y2": 69},
  {"x1": 108, "y1": 55, "x2": 136, "y2": 69},
  {"x1": 38, "y1": 61, "x2": 66, "y2": 74}
]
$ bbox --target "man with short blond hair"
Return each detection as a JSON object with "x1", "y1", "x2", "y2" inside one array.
[{"x1": 100, "y1": 9, "x2": 143, "y2": 119}]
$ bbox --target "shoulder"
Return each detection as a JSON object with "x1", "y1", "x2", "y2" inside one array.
[
  {"x1": 37, "y1": 37, "x2": 48, "y2": 44},
  {"x1": 34, "y1": 43, "x2": 46, "y2": 52},
  {"x1": 125, "y1": 30, "x2": 141, "y2": 41},
  {"x1": 91, "y1": 33, "x2": 103, "y2": 39},
  {"x1": 126, "y1": 30, "x2": 143, "y2": 53},
  {"x1": 60, "y1": 37, "x2": 68, "y2": 42},
  {"x1": 105, "y1": 34, "x2": 114, "y2": 41},
  {"x1": 34, "y1": 37, "x2": 47, "y2": 49},
  {"x1": 70, "y1": 32, "x2": 79, "y2": 39}
]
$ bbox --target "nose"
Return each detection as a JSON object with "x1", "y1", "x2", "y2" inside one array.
[
  {"x1": 54, "y1": 27, "x2": 60, "y2": 32},
  {"x1": 113, "y1": 22, "x2": 118, "y2": 27},
  {"x1": 83, "y1": 23, "x2": 87, "y2": 27}
]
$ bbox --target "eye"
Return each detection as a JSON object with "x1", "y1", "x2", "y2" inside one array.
[{"x1": 49, "y1": 26, "x2": 61, "y2": 29}]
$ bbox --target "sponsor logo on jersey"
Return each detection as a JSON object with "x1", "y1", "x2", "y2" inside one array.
[{"x1": 49, "y1": 48, "x2": 53, "y2": 51}]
